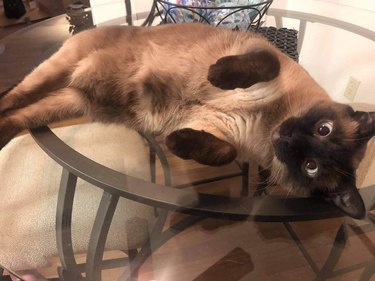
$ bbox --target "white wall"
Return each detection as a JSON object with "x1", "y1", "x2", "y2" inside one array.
[
  {"x1": 89, "y1": 0, "x2": 154, "y2": 26},
  {"x1": 267, "y1": 0, "x2": 375, "y2": 104}
]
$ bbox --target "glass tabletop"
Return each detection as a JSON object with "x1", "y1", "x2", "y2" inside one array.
[{"x1": 0, "y1": 1, "x2": 375, "y2": 281}]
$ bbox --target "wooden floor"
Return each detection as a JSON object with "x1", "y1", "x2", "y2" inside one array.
[
  {"x1": 1, "y1": 15, "x2": 375, "y2": 281},
  {"x1": 118, "y1": 146, "x2": 375, "y2": 281}
]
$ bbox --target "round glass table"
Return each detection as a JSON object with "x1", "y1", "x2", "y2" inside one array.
[{"x1": 1, "y1": 3, "x2": 375, "y2": 281}]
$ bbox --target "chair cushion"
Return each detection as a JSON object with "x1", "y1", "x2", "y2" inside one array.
[{"x1": 0, "y1": 123, "x2": 154, "y2": 270}]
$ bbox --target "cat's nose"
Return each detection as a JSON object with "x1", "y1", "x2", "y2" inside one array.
[
  {"x1": 278, "y1": 132, "x2": 295, "y2": 147},
  {"x1": 279, "y1": 127, "x2": 294, "y2": 138},
  {"x1": 272, "y1": 127, "x2": 295, "y2": 148}
]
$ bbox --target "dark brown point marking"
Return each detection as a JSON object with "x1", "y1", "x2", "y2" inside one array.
[
  {"x1": 165, "y1": 128, "x2": 237, "y2": 166},
  {"x1": 207, "y1": 48, "x2": 280, "y2": 90}
]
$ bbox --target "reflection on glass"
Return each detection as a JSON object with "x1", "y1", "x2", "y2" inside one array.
[{"x1": 65, "y1": 3, "x2": 94, "y2": 34}]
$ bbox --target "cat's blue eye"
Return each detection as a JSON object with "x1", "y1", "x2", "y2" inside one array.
[
  {"x1": 317, "y1": 121, "x2": 334, "y2": 137},
  {"x1": 303, "y1": 159, "x2": 319, "y2": 178}
]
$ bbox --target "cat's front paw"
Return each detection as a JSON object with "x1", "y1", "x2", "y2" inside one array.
[{"x1": 165, "y1": 128, "x2": 237, "y2": 166}]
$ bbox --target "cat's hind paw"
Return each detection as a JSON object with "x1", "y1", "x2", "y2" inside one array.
[
  {"x1": 165, "y1": 128, "x2": 237, "y2": 166},
  {"x1": 207, "y1": 48, "x2": 280, "y2": 90}
]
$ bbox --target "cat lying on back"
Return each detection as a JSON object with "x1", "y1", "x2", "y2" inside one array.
[{"x1": 0, "y1": 23, "x2": 374, "y2": 218}]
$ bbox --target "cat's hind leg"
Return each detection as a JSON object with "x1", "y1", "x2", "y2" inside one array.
[
  {"x1": 0, "y1": 87, "x2": 86, "y2": 150},
  {"x1": 0, "y1": 27, "x2": 127, "y2": 114},
  {"x1": 0, "y1": 31, "x2": 99, "y2": 114},
  {"x1": 0, "y1": 53, "x2": 74, "y2": 114}
]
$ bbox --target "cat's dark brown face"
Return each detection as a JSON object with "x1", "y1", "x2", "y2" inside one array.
[{"x1": 272, "y1": 102, "x2": 375, "y2": 218}]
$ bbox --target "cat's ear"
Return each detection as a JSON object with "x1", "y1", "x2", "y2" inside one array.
[
  {"x1": 165, "y1": 128, "x2": 237, "y2": 166},
  {"x1": 325, "y1": 181, "x2": 366, "y2": 219},
  {"x1": 207, "y1": 48, "x2": 280, "y2": 90},
  {"x1": 353, "y1": 111, "x2": 375, "y2": 139}
]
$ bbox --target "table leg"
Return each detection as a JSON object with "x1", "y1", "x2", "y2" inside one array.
[
  {"x1": 85, "y1": 191, "x2": 120, "y2": 281},
  {"x1": 56, "y1": 168, "x2": 82, "y2": 281},
  {"x1": 313, "y1": 223, "x2": 348, "y2": 281},
  {"x1": 241, "y1": 162, "x2": 249, "y2": 197}
]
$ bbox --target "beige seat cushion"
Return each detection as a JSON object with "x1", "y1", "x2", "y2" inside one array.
[{"x1": 0, "y1": 123, "x2": 155, "y2": 270}]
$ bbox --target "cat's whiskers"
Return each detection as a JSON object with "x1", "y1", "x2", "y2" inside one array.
[
  {"x1": 248, "y1": 178, "x2": 268, "y2": 185},
  {"x1": 282, "y1": 185, "x2": 294, "y2": 200},
  {"x1": 334, "y1": 167, "x2": 355, "y2": 179},
  {"x1": 246, "y1": 163, "x2": 281, "y2": 194},
  {"x1": 246, "y1": 177, "x2": 273, "y2": 193},
  {"x1": 341, "y1": 136, "x2": 372, "y2": 142},
  {"x1": 268, "y1": 171, "x2": 279, "y2": 187},
  {"x1": 265, "y1": 164, "x2": 283, "y2": 194},
  {"x1": 251, "y1": 180, "x2": 279, "y2": 196}
]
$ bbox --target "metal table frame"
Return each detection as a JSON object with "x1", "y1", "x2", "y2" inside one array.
[{"x1": 8, "y1": 126, "x2": 370, "y2": 281}]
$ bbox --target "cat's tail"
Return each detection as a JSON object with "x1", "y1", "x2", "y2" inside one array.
[{"x1": 0, "y1": 87, "x2": 86, "y2": 150}]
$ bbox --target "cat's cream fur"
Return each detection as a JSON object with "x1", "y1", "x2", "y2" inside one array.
[{"x1": 1, "y1": 23, "x2": 374, "y2": 218}]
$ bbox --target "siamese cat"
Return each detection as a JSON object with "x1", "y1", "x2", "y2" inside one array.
[{"x1": 0, "y1": 23, "x2": 374, "y2": 219}]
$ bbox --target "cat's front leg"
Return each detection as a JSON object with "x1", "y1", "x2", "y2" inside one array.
[{"x1": 165, "y1": 128, "x2": 237, "y2": 166}]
